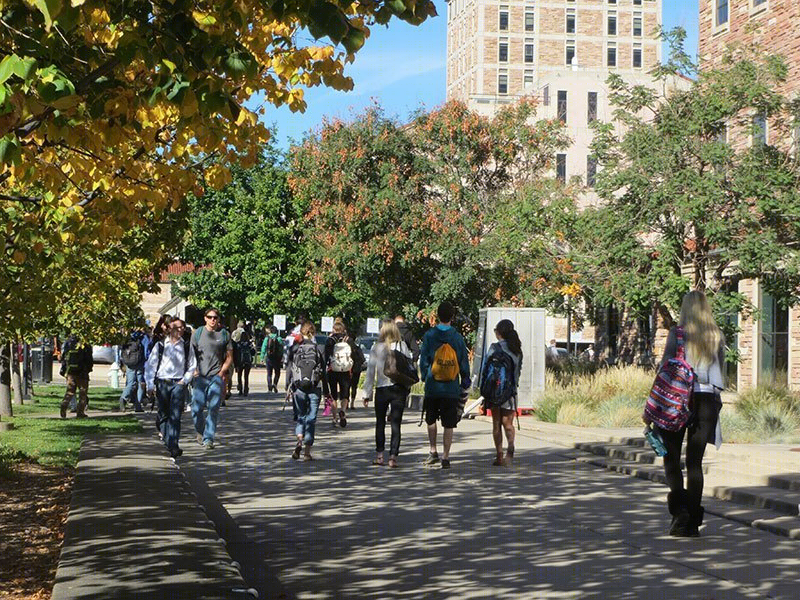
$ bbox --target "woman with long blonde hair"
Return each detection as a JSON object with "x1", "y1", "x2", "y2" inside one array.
[
  {"x1": 362, "y1": 320, "x2": 413, "y2": 468},
  {"x1": 655, "y1": 290, "x2": 725, "y2": 537}
]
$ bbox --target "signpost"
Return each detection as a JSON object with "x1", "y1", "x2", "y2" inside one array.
[
  {"x1": 366, "y1": 318, "x2": 380, "y2": 335},
  {"x1": 321, "y1": 316, "x2": 334, "y2": 333},
  {"x1": 273, "y1": 314, "x2": 286, "y2": 331}
]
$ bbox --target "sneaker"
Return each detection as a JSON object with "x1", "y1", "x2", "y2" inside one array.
[
  {"x1": 423, "y1": 453, "x2": 440, "y2": 467},
  {"x1": 170, "y1": 447, "x2": 183, "y2": 458},
  {"x1": 76, "y1": 413, "x2": 88, "y2": 419},
  {"x1": 119, "y1": 398, "x2": 126, "y2": 412},
  {"x1": 202, "y1": 439, "x2": 214, "y2": 450},
  {"x1": 291, "y1": 444, "x2": 302, "y2": 460},
  {"x1": 196, "y1": 433, "x2": 204, "y2": 445},
  {"x1": 59, "y1": 405, "x2": 67, "y2": 419},
  {"x1": 134, "y1": 404, "x2": 144, "y2": 413},
  {"x1": 441, "y1": 459, "x2": 450, "y2": 469},
  {"x1": 338, "y1": 410, "x2": 347, "y2": 428}
]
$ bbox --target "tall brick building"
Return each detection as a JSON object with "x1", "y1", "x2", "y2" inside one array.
[
  {"x1": 699, "y1": 0, "x2": 800, "y2": 391},
  {"x1": 446, "y1": 0, "x2": 669, "y2": 193},
  {"x1": 446, "y1": 0, "x2": 690, "y2": 358}
]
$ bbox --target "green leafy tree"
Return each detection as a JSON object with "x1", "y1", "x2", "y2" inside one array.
[
  {"x1": 583, "y1": 38, "x2": 800, "y2": 335},
  {"x1": 176, "y1": 151, "x2": 309, "y2": 321},
  {"x1": 289, "y1": 100, "x2": 571, "y2": 328}
]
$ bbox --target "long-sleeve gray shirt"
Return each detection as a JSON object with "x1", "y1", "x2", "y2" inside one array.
[
  {"x1": 362, "y1": 340, "x2": 412, "y2": 399},
  {"x1": 660, "y1": 327, "x2": 725, "y2": 393}
]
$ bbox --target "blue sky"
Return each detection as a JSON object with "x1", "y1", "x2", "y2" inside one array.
[{"x1": 266, "y1": 1, "x2": 699, "y2": 149}]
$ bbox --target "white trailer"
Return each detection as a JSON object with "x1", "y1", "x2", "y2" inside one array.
[{"x1": 469, "y1": 307, "x2": 547, "y2": 412}]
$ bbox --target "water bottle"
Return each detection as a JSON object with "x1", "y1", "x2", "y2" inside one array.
[{"x1": 644, "y1": 425, "x2": 667, "y2": 457}]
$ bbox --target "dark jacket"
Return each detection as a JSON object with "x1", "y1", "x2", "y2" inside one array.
[
  {"x1": 60, "y1": 336, "x2": 93, "y2": 377},
  {"x1": 396, "y1": 320, "x2": 420, "y2": 363},
  {"x1": 419, "y1": 324, "x2": 471, "y2": 399}
]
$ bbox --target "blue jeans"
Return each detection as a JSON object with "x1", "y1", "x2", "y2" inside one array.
[
  {"x1": 293, "y1": 388, "x2": 321, "y2": 446},
  {"x1": 157, "y1": 379, "x2": 186, "y2": 452},
  {"x1": 120, "y1": 367, "x2": 144, "y2": 407},
  {"x1": 192, "y1": 375, "x2": 223, "y2": 443}
]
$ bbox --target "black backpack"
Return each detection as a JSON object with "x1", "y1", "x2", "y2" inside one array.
[
  {"x1": 267, "y1": 336, "x2": 283, "y2": 361},
  {"x1": 155, "y1": 338, "x2": 192, "y2": 374},
  {"x1": 120, "y1": 339, "x2": 144, "y2": 368},
  {"x1": 480, "y1": 347, "x2": 517, "y2": 407},
  {"x1": 291, "y1": 341, "x2": 322, "y2": 391}
]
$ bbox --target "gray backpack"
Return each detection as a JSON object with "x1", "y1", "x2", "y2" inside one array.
[{"x1": 291, "y1": 341, "x2": 322, "y2": 391}]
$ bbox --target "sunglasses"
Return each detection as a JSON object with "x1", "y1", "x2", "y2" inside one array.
[{"x1": 206, "y1": 315, "x2": 219, "y2": 320}]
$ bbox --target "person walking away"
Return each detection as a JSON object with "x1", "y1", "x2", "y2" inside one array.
[
  {"x1": 232, "y1": 321, "x2": 254, "y2": 396},
  {"x1": 480, "y1": 319, "x2": 522, "y2": 466},
  {"x1": 348, "y1": 331, "x2": 366, "y2": 410},
  {"x1": 287, "y1": 321, "x2": 325, "y2": 460},
  {"x1": 362, "y1": 321, "x2": 413, "y2": 468},
  {"x1": 418, "y1": 302, "x2": 471, "y2": 469},
  {"x1": 59, "y1": 335, "x2": 93, "y2": 419},
  {"x1": 261, "y1": 326, "x2": 284, "y2": 393},
  {"x1": 394, "y1": 315, "x2": 420, "y2": 363},
  {"x1": 324, "y1": 320, "x2": 356, "y2": 428},
  {"x1": 190, "y1": 308, "x2": 233, "y2": 450},
  {"x1": 647, "y1": 290, "x2": 725, "y2": 537},
  {"x1": 119, "y1": 329, "x2": 147, "y2": 412},
  {"x1": 145, "y1": 318, "x2": 196, "y2": 458}
]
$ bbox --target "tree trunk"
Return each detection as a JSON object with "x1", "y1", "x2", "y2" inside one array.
[
  {"x1": 11, "y1": 342, "x2": 22, "y2": 405},
  {"x1": 0, "y1": 341, "x2": 12, "y2": 417}
]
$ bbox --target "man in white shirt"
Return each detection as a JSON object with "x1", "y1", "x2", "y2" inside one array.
[{"x1": 146, "y1": 318, "x2": 197, "y2": 458}]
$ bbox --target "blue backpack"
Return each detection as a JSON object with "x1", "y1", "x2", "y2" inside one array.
[{"x1": 480, "y1": 346, "x2": 517, "y2": 407}]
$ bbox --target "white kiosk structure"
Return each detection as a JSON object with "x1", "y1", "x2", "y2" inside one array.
[{"x1": 468, "y1": 307, "x2": 547, "y2": 414}]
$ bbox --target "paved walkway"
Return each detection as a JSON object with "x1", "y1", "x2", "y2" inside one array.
[{"x1": 53, "y1": 391, "x2": 800, "y2": 599}]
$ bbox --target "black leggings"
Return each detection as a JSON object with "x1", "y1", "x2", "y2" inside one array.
[
  {"x1": 374, "y1": 385, "x2": 408, "y2": 456},
  {"x1": 659, "y1": 392, "x2": 720, "y2": 515}
]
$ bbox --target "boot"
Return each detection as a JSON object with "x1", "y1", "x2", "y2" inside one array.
[
  {"x1": 667, "y1": 491, "x2": 690, "y2": 536},
  {"x1": 685, "y1": 506, "x2": 704, "y2": 537}
]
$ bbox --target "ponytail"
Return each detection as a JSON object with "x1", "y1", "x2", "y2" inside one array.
[{"x1": 495, "y1": 319, "x2": 522, "y2": 359}]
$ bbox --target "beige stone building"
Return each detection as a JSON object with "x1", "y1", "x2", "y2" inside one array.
[
  {"x1": 699, "y1": 0, "x2": 800, "y2": 391},
  {"x1": 446, "y1": 0, "x2": 682, "y2": 357}
]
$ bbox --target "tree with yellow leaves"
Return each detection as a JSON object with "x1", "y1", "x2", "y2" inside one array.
[{"x1": 0, "y1": 0, "x2": 436, "y2": 341}]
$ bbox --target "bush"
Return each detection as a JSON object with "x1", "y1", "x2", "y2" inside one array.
[
  {"x1": 557, "y1": 402, "x2": 596, "y2": 427},
  {"x1": 597, "y1": 395, "x2": 644, "y2": 428},
  {"x1": 719, "y1": 409, "x2": 759, "y2": 444},
  {"x1": 737, "y1": 384, "x2": 800, "y2": 421}
]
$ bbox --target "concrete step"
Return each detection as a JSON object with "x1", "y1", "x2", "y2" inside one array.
[{"x1": 575, "y1": 453, "x2": 800, "y2": 537}]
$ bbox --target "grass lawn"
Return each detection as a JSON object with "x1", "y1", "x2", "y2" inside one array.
[{"x1": 0, "y1": 385, "x2": 142, "y2": 468}]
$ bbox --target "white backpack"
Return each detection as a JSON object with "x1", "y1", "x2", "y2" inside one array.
[{"x1": 330, "y1": 339, "x2": 354, "y2": 372}]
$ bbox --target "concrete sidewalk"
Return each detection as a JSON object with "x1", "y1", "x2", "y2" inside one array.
[
  {"x1": 52, "y1": 396, "x2": 799, "y2": 599},
  {"x1": 51, "y1": 434, "x2": 254, "y2": 600}
]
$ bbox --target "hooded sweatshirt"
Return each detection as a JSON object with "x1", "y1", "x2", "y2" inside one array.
[
  {"x1": 395, "y1": 320, "x2": 420, "y2": 363},
  {"x1": 419, "y1": 324, "x2": 471, "y2": 399}
]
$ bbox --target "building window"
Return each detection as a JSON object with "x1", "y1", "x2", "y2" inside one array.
[
  {"x1": 543, "y1": 85, "x2": 550, "y2": 106},
  {"x1": 556, "y1": 154, "x2": 566, "y2": 183},
  {"x1": 566, "y1": 9, "x2": 576, "y2": 34},
  {"x1": 607, "y1": 43, "x2": 617, "y2": 67},
  {"x1": 760, "y1": 290, "x2": 788, "y2": 387},
  {"x1": 524, "y1": 70, "x2": 534, "y2": 88},
  {"x1": 499, "y1": 6, "x2": 509, "y2": 31},
  {"x1": 633, "y1": 0, "x2": 642, "y2": 5},
  {"x1": 557, "y1": 90, "x2": 567, "y2": 123},
  {"x1": 716, "y1": 0, "x2": 729, "y2": 27},
  {"x1": 752, "y1": 0, "x2": 767, "y2": 8},
  {"x1": 753, "y1": 113, "x2": 767, "y2": 146},
  {"x1": 633, "y1": 13, "x2": 642, "y2": 37},
  {"x1": 633, "y1": 44, "x2": 642, "y2": 68},
  {"x1": 587, "y1": 91, "x2": 597, "y2": 123},
  {"x1": 607, "y1": 12, "x2": 617, "y2": 36},
  {"x1": 524, "y1": 39, "x2": 534, "y2": 63},
  {"x1": 499, "y1": 39, "x2": 508, "y2": 63},
  {"x1": 608, "y1": 0, "x2": 617, "y2": 4},
  {"x1": 586, "y1": 156, "x2": 597, "y2": 187},
  {"x1": 566, "y1": 41, "x2": 576, "y2": 66},
  {"x1": 525, "y1": 11, "x2": 535, "y2": 32},
  {"x1": 498, "y1": 72, "x2": 508, "y2": 95}
]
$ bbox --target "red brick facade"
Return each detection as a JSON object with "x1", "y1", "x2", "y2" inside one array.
[{"x1": 699, "y1": 1, "x2": 800, "y2": 391}]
